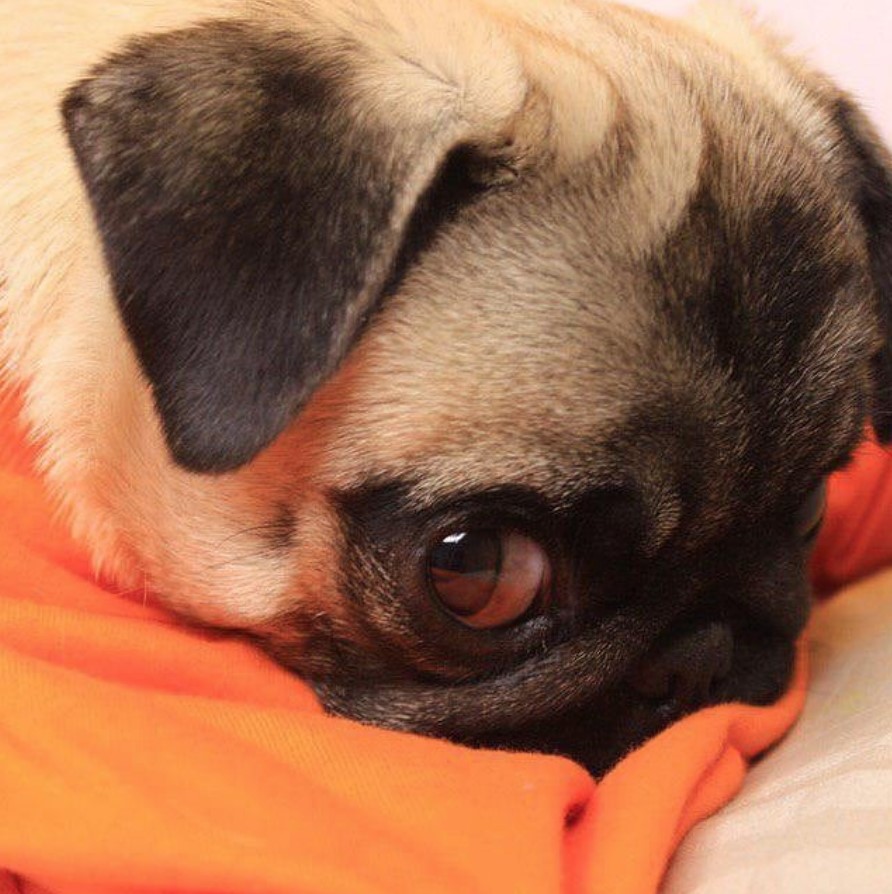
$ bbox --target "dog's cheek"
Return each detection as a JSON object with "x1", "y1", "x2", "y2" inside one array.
[
  {"x1": 92, "y1": 432, "x2": 305, "y2": 627},
  {"x1": 247, "y1": 498, "x2": 384, "y2": 678},
  {"x1": 90, "y1": 355, "x2": 366, "y2": 640}
]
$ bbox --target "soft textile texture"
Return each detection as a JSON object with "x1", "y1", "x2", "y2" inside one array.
[
  {"x1": 662, "y1": 567, "x2": 892, "y2": 893},
  {"x1": 1, "y1": 386, "x2": 890, "y2": 894}
]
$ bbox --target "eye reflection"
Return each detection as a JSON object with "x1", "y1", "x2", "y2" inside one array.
[{"x1": 427, "y1": 529, "x2": 550, "y2": 629}]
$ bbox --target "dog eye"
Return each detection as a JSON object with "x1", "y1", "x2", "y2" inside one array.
[
  {"x1": 795, "y1": 481, "x2": 827, "y2": 543},
  {"x1": 427, "y1": 529, "x2": 550, "y2": 628}
]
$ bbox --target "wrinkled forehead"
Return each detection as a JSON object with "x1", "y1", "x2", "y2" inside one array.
[
  {"x1": 305, "y1": 184, "x2": 678, "y2": 492},
  {"x1": 299, "y1": 84, "x2": 876, "y2": 515}
]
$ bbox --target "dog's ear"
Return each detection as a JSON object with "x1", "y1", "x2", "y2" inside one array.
[
  {"x1": 832, "y1": 98, "x2": 892, "y2": 442},
  {"x1": 62, "y1": 19, "x2": 526, "y2": 472}
]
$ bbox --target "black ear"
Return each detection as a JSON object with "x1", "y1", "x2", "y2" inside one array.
[
  {"x1": 833, "y1": 97, "x2": 892, "y2": 442},
  {"x1": 62, "y1": 20, "x2": 523, "y2": 472}
]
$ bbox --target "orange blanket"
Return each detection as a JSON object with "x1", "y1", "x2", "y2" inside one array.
[{"x1": 1, "y1": 387, "x2": 891, "y2": 894}]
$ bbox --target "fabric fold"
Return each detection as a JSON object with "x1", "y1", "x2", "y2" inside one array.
[{"x1": 1, "y1": 385, "x2": 890, "y2": 894}]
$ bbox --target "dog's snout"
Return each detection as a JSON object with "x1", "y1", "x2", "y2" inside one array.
[{"x1": 629, "y1": 620, "x2": 734, "y2": 710}]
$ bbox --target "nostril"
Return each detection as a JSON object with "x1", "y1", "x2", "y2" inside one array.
[{"x1": 629, "y1": 620, "x2": 734, "y2": 711}]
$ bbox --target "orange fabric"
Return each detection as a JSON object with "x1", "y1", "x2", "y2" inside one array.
[
  {"x1": 0, "y1": 385, "x2": 890, "y2": 894},
  {"x1": 811, "y1": 434, "x2": 892, "y2": 595}
]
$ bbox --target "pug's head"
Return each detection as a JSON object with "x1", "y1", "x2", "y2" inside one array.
[{"x1": 57, "y1": 1, "x2": 892, "y2": 774}]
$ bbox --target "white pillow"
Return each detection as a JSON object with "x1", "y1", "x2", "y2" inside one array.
[{"x1": 662, "y1": 568, "x2": 892, "y2": 893}]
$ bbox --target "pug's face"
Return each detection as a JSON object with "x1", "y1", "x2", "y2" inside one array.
[{"x1": 47, "y1": 1, "x2": 892, "y2": 774}]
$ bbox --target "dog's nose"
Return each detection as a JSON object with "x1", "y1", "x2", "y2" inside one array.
[{"x1": 629, "y1": 620, "x2": 733, "y2": 710}]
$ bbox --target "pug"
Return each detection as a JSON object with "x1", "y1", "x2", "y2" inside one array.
[{"x1": 1, "y1": 0, "x2": 890, "y2": 776}]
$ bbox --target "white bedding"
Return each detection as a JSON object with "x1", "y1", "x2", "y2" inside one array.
[{"x1": 662, "y1": 569, "x2": 892, "y2": 892}]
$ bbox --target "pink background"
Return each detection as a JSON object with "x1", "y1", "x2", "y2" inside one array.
[{"x1": 632, "y1": 0, "x2": 892, "y2": 141}]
